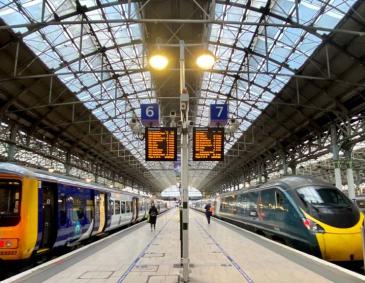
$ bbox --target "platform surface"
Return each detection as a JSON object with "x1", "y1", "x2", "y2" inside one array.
[{"x1": 4, "y1": 208, "x2": 365, "y2": 283}]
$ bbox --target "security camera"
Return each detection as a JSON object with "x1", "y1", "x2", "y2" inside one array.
[
  {"x1": 170, "y1": 111, "x2": 176, "y2": 118},
  {"x1": 180, "y1": 102, "x2": 187, "y2": 111},
  {"x1": 229, "y1": 118, "x2": 236, "y2": 124},
  {"x1": 188, "y1": 121, "x2": 194, "y2": 127}
]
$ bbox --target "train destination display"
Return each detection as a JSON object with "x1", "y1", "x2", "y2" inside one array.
[
  {"x1": 193, "y1": 127, "x2": 224, "y2": 161},
  {"x1": 145, "y1": 127, "x2": 177, "y2": 161}
]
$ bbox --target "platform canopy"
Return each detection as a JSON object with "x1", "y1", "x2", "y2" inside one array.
[{"x1": 0, "y1": 0, "x2": 365, "y2": 193}]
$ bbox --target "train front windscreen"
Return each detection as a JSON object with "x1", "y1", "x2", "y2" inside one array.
[
  {"x1": 296, "y1": 186, "x2": 359, "y2": 228},
  {"x1": 0, "y1": 179, "x2": 21, "y2": 227}
]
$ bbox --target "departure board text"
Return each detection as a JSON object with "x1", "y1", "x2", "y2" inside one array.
[
  {"x1": 145, "y1": 128, "x2": 177, "y2": 161},
  {"x1": 193, "y1": 128, "x2": 224, "y2": 161}
]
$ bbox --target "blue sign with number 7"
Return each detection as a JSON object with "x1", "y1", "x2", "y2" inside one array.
[
  {"x1": 210, "y1": 104, "x2": 228, "y2": 126},
  {"x1": 141, "y1": 103, "x2": 159, "y2": 126}
]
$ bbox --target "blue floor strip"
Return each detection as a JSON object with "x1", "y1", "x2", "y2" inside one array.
[
  {"x1": 117, "y1": 219, "x2": 170, "y2": 283},
  {"x1": 196, "y1": 219, "x2": 255, "y2": 283}
]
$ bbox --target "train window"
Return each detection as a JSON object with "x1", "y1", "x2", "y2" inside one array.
[
  {"x1": 121, "y1": 201, "x2": 126, "y2": 213},
  {"x1": 297, "y1": 186, "x2": 352, "y2": 207},
  {"x1": 261, "y1": 190, "x2": 276, "y2": 209},
  {"x1": 275, "y1": 191, "x2": 288, "y2": 212},
  {"x1": 72, "y1": 197, "x2": 85, "y2": 221},
  {"x1": 86, "y1": 199, "x2": 94, "y2": 221},
  {"x1": 59, "y1": 196, "x2": 67, "y2": 226},
  {"x1": 0, "y1": 179, "x2": 21, "y2": 227},
  {"x1": 126, "y1": 201, "x2": 131, "y2": 213},
  {"x1": 115, "y1": 200, "x2": 121, "y2": 214},
  {"x1": 110, "y1": 199, "x2": 115, "y2": 215}
]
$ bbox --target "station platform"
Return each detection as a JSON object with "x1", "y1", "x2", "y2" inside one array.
[{"x1": 4, "y1": 208, "x2": 365, "y2": 283}]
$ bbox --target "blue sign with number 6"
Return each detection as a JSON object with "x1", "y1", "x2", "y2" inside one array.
[{"x1": 141, "y1": 103, "x2": 159, "y2": 126}]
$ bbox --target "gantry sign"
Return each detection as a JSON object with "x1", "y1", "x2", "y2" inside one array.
[
  {"x1": 193, "y1": 128, "x2": 224, "y2": 161},
  {"x1": 143, "y1": 103, "x2": 228, "y2": 162},
  {"x1": 145, "y1": 127, "x2": 177, "y2": 161}
]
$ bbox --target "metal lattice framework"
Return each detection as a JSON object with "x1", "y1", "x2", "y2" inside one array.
[{"x1": 0, "y1": 0, "x2": 365, "y2": 193}]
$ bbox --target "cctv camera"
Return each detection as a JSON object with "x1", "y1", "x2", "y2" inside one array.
[
  {"x1": 229, "y1": 118, "x2": 236, "y2": 124},
  {"x1": 180, "y1": 102, "x2": 187, "y2": 111},
  {"x1": 170, "y1": 111, "x2": 176, "y2": 117},
  {"x1": 188, "y1": 121, "x2": 194, "y2": 127}
]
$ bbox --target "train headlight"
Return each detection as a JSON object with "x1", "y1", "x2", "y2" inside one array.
[
  {"x1": 0, "y1": 239, "x2": 18, "y2": 249},
  {"x1": 303, "y1": 218, "x2": 325, "y2": 234}
]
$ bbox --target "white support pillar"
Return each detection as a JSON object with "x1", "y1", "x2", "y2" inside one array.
[
  {"x1": 7, "y1": 124, "x2": 17, "y2": 161},
  {"x1": 331, "y1": 125, "x2": 342, "y2": 189},
  {"x1": 179, "y1": 40, "x2": 190, "y2": 282},
  {"x1": 282, "y1": 153, "x2": 288, "y2": 175},
  {"x1": 345, "y1": 148, "x2": 355, "y2": 201}
]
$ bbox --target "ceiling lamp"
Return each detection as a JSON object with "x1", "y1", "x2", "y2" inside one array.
[
  {"x1": 196, "y1": 53, "x2": 215, "y2": 70},
  {"x1": 149, "y1": 54, "x2": 169, "y2": 70}
]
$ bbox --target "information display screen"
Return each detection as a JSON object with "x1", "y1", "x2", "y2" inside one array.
[
  {"x1": 193, "y1": 127, "x2": 224, "y2": 161},
  {"x1": 145, "y1": 127, "x2": 177, "y2": 161}
]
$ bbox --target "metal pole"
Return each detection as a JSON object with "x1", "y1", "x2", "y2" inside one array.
[
  {"x1": 331, "y1": 125, "x2": 342, "y2": 189},
  {"x1": 180, "y1": 40, "x2": 189, "y2": 282},
  {"x1": 345, "y1": 148, "x2": 356, "y2": 201}
]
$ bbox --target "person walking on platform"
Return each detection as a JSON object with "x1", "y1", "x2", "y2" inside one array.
[
  {"x1": 149, "y1": 202, "x2": 158, "y2": 231},
  {"x1": 204, "y1": 203, "x2": 212, "y2": 224}
]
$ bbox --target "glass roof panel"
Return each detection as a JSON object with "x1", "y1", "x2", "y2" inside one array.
[
  {"x1": 0, "y1": 0, "x2": 159, "y2": 172},
  {"x1": 197, "y1": 0, "x2": 357, "y2": 158},
  {"x1": 0, "y1": 0, "x2": 358, "y2": 188}
]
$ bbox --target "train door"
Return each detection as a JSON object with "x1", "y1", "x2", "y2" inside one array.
[
  {"x1": 131, "y1": 198, "x2": 138, "y2": 222},
  {"x1": 39, "y1": 182, "x2": 57, "y2": 250},
  {"x1": 135, "y1": 198, "x2": 139, "y2": 221},
  {"x1": 97, "y1": 193, "x2": 106, "y2": 233},
  {"x1": 92, "y1": 192, "x2": 100, "y2": 235}
]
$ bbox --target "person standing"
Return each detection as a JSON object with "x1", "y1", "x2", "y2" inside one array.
[
  {"x1": 204, "y1": 203, "x2": 212, "y2": 224},
  {"x1": 149, "y1": 202, "x2": 158, "y2": 231}
]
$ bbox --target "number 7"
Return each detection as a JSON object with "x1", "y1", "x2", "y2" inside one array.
[{"x1": 216, "y1": 106, "x2": 224, "y2": 117}]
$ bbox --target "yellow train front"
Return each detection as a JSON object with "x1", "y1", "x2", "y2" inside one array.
[
  {"x1": 299, "y1": 198, "x2": 364, "y2": 261},
  {"x1": 0, "y1": 172, "x2": 39, "y2": 260},
  {"x1": 216, "y1": 176, "x2": 364, "y2": 263}
]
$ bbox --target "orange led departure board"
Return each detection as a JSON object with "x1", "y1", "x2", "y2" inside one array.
[
  {"x1": 145, "y1": 127, "x2": 177, "y2": 161},
  {"x1": 193, "y1": 127, "x2": 224, "y2": 161}
]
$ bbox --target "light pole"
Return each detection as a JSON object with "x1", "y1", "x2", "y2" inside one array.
[
  {"x1": 149, "y1": 41, "x2": 215, "y2": 283},
  {"x1": 179, "y1": 39, "x2": 190, "y2": 282}
]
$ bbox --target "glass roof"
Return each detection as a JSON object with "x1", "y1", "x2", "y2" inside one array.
[
  {"x1": 0, "y1": 0, "x2": 357, "y2": 188},
  {"x1": 0, "y1": 0, "x2": 161, "y2": 171},
  {"x1": 196, "y1": 0, "x2": 356, "y2": 154}
]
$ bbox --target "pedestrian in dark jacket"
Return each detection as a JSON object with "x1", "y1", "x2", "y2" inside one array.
[
  {"x1": 204, "y1": 203, "x2": 212, "y2": 224},
  {"x1": 149, "y1": 203, "x2": 158, "y2": 231}
]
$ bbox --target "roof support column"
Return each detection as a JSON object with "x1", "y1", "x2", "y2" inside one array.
[
  {"x1": 257, "y1": 163, "x2": 262, "y2": 183},
  {"x1": 282, "y1": 152, "x2": 288, "y2": 176},
  {"x1": 290, "y1": 162, "x2": 296, "y2": 175},
  {"x1": 344, "y1": 146, "x2": 355, "y2": 201},
  {"x1": 65, "y1": 152, "x2": 72, "y2": 175},
  {"x1": 94, "y1": 164, "x2": 99, "y2": 183},
  {"x1": 331, "y1": 125, "x2": 342, "y2": 189},
  {"x1": 7, "y1": 124, "x2": 17, "y2": 161}
]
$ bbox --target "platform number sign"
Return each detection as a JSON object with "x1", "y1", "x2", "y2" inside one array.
[
  {"x1": 141, "y1": 103, "x2": 159, "y2": 126},
  {"x1": 210, "y1": 104, "x2": 228, "y2": 126}
]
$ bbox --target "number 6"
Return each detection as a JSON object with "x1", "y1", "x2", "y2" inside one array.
[{"x1": 146, "y1": 105, "x2": 154, "y2": 117}]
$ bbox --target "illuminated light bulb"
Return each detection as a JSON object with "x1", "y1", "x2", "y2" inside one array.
[
  {"x1": 196, "y1": 53, "x2": 215, "y2": 70},
  {"x1": 149, "y1": 54, "x2": 168, "y2": 70}
]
